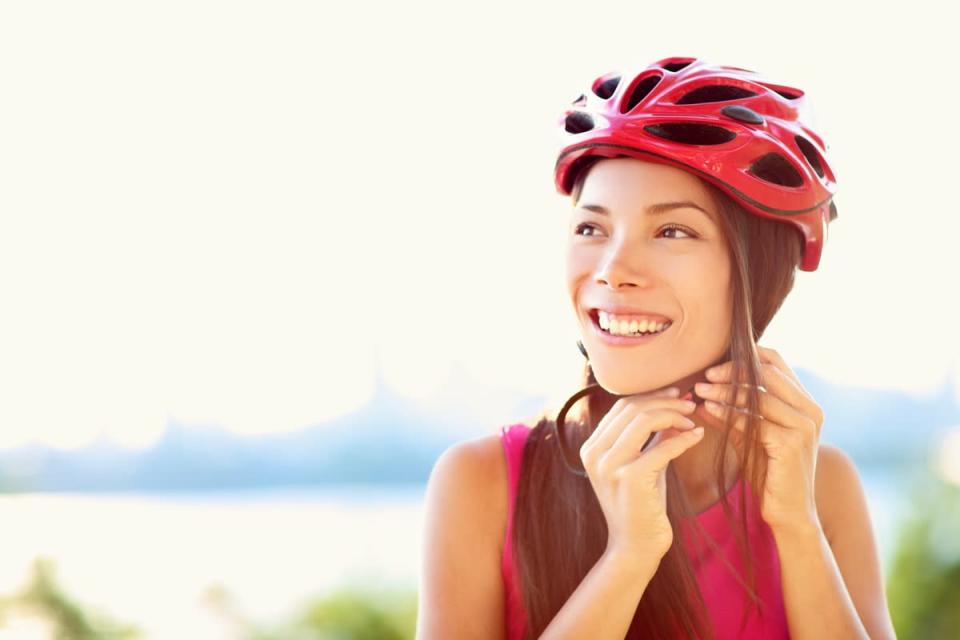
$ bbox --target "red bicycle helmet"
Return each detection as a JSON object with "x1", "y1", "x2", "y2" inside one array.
[{"x1": 554, "y1": 56, "x2": 837, "y2": 271}]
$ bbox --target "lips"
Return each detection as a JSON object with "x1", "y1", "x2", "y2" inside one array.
[
  {"x1": 587, "y1": 308, "x2": 673, "y2": 332},
  {"x1": 586, "y1": 308, "x2": 674, "y2": 346},
  {"x1": 586, "y1": 305, "x2": 674, "y2": 324}
]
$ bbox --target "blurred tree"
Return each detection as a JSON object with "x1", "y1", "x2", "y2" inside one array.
[
  {"x1": 244, "y1": 583, "x2": 418, "y2": 640},
  {"x1": 887, "y1": 468, "x2": 960, "y2": 639},
  {"x1": 0, "y1": 556, "x2": 142, "y2": 639}
]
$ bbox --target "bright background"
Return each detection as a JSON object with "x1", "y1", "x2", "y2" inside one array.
[
  {"x1": 2, "y1": 2, "x2": 958, "y2": 452},
  {"x1": 0, "y1": 1, "x2": 957, "y2": 639}
]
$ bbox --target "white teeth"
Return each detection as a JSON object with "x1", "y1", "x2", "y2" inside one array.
[{"x1": 597, "y1": 311, "x2": 671, "y2": 336}]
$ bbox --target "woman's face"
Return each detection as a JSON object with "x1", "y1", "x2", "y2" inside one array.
[{"x1": 565, "y1": 157, "x2": 733, "y2": 395}]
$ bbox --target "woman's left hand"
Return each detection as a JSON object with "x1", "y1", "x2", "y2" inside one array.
[{"x1": 692, "y1": 345, "x2": 825, "y2": 535}]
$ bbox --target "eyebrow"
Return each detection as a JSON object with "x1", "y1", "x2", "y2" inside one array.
[{"x1": 576, "y1": 200, "x2": 713, "y2": 221}]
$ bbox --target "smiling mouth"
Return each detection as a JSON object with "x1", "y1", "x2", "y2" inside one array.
[{"x1": 587, "y1": 308, "x2": 674, "y2": 337}]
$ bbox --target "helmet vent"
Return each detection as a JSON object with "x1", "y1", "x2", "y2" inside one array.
[
  {"x1": 642, "y1": 122, "x2": 736, "y2": 145},
  {"x1": 748, "y1": 152, "x2": 803, "y2": 187},
  {"x1": 565, "y1": 112, "x2": 595, "y2": 134},
  {"x1": 661, "y1": 60, "x2": 693, "y2": 72},
  {"x1": 572, "y1": 93, "x2": 587, "y2": 105},
  {"x1": 794, "y1": 135, "x2": 825, "y2": 179},
  {"x1": 621, "y1": 75, "x2": 661, "y2": 113},
  {"x1": 759, "y1": 83, "x2": 803, "y2": 100},
  {"x1": 720, "y1": 104, "x2": 764, "y2": 125},
  {"x1": 829, "y1": 200, "x2": 838, "y2": 221},
  {"x1": 676, "y1": 85, "x2": 758, "y2": 104},
  {"x1": 592, "y1": 75, "x2": 621, "y2": 99}
]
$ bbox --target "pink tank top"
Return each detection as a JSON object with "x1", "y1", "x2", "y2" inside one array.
[{"x1": 499, "y1": 422, "x2": 790, "y2": 640}]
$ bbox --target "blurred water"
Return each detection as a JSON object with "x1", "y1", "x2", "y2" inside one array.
[
  {"x1": 858, "y1": 466, "x2": 911, "y2": 575},
  {"x1": 0, "y1": 469, "x2": 911, "y2": 639}
]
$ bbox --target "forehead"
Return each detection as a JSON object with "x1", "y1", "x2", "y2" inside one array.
[{"x1": 576, "y1": 157, "x2": 717, "y2": 222}]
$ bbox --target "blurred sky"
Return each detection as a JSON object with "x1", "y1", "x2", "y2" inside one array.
[{"x1": 0, "y1": 1, "x2": 957, "y2": 450}]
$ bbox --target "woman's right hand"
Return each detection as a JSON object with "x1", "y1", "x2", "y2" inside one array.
[{"x1": 579, "y1": 386, "x2": 704, "y2": 561}]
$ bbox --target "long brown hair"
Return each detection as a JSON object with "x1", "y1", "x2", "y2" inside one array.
[{"x1": 511, "y1": 155, "x2": 803, "y2": 639}]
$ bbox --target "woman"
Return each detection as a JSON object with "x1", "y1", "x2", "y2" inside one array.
[{"x1": 418, "y1": 56, "x2": 897, "y2": 640}]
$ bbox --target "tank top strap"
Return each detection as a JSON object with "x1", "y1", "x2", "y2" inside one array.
[
  {"x1": 501, "y1": 423, "x2": 531, "y2": 511},
  {"x1": 499, "y1": 422, "x2": 532, "y2": 640}
]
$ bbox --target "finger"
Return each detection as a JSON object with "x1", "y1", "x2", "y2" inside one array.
[
  {"x1": 757, "y1": 345, "x2": 806, "y2": 391},
  {"x1": 690, "y1": 399, "x2": 726, "y2": 430},
  {"x1": 707, "y1": 361, "x2": 814, "y2": 418},
  {"x1": 621, "y1": 426, "x2": 706, "y2": 479},
  {"x1": 755, "y1": 351, "x2": 824, "y2": 428},
  {"x1": 581, "y1": 398, "x2": 694, "y2": 462},
  {"x1": 702, "y1": 400, "x2": 788, "y2": 448},
  {"x1": 695, "y1": 381, "x2": 811, "y2": 431},
  {"x1": 758, "y1": 361, "x2": 822, "y2": 423},
  {"x1": 705, "y1": 361, "x2": 759, "y2": 387},
  {"x1": 582, "y1": 386, "x2": 690, "y2": 466},
  {"x1": 690, "y1": 401, "x2": 746, "y2": 451},
  {"x1": 703, "y1": 399, "x2": 759, "y2": 432},
  {"x1": 695, "y1": 381, "x2": 758, "y2": 406},
  {"x1": 703, "y1": 402, "x2": 763, "y2": 450},
  {"x1": 599, "y1": 408, "x2": 696, "y2": 471},
  {"x1": 582, "y1": 386, "x2": 680, "y2": 449},
  {"x1": 715, "y1": 345, "x2": 804, "y2": 395},
  {"x1": 586, "y1": 396, "x2": 694, "y2": 456},
  {"x1": 581, "y1": 399, "x2": 631, "y2": 451}
]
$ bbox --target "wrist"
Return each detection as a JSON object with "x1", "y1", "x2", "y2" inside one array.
[
  {"x1": 602, "y1": 544, "x2": 664, "y2": 580},
  {"x1": 770, "y1": 518, "x2": 825, "y2": 546}
]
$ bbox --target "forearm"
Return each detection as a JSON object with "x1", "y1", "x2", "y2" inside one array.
[
  {"x1": 773, "y1": 521, "x2": 870, "y2": 640},
  {"x1": 538, "y1": 549, "x2": 659, "y2": 640}
]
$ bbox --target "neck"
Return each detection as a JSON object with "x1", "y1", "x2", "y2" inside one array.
[
  {"x1": 667, "y1": 367, "x2": 742, "y2": 502},
  {"x1": 672, "y1": 423, "x2": 741, "y2": 499}
]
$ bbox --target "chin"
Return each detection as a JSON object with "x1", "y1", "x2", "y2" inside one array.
[{"x1": 590, "y1": 369, "x2": 672, "y2": 396}]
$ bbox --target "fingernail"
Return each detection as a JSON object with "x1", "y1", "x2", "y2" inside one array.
[
  {"x1": 692, "y1": 427, "x2": 705, "y2": 437},
  {"x1": 668, "y1": 387, "x2": 680, "y2": 395}
]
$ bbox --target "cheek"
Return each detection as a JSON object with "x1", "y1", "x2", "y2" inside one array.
[
  {"x1": 565, "y1": 251, "x2": 592, "y2": 291},
  {"x1": 679, "y1": 266, "x2": 731, "y2": 328}
]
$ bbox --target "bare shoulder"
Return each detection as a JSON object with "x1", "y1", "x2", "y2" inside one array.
[
  {"x1": 416, "y1": 431, "x2": 510, "y2": 640},
  {"x1": 814, "y1": 442, "x2": 857, "y2": 543},
  {"x1": 436, "y1": 432, "x2": 510, "y2": 544},
  {"x1": 812, "y1": 442, "x2": 898, "y2": 639}
]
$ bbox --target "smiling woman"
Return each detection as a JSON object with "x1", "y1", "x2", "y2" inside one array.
[
  {"x1": 566, "y1": 159, "x2": 736, "y2": 397},
  {"x1": 417, "y1": 56, "x2": 896, "y2": 640},
  {"x1": 514, "y1": 154, "x2": 809, "y2": 640}
]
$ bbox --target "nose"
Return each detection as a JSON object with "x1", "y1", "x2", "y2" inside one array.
[{"x1": 594, "y1": 242, "x2": 655, "y2": 289}]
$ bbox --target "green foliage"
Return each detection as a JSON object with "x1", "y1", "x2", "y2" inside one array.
[
  {"x1": 0, "y1": 556, "x2": 142, "y2": 639},
  {"x1": 243, "y1": 582, "x2": 419, "y2": 640},
  {"x1": 5, "y1": 484, "x2": 959, "y2": 640},
  {"x1": 0, "y1": 555, "x2": 423, "y2": 640},
  {"x1": 887, "y1": 469, "x2": 960, "y2": 639}
]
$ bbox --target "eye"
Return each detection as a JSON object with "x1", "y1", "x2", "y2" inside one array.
[
  {"x1": 658, "y1": 224, "x2": 698, "y2": 239},
  {"x1": 573, "y1": 222, "x2": 600, "y2": 237},
  {"x1": 573, "y1": 222, "x2": 698, "y2": 239}
]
